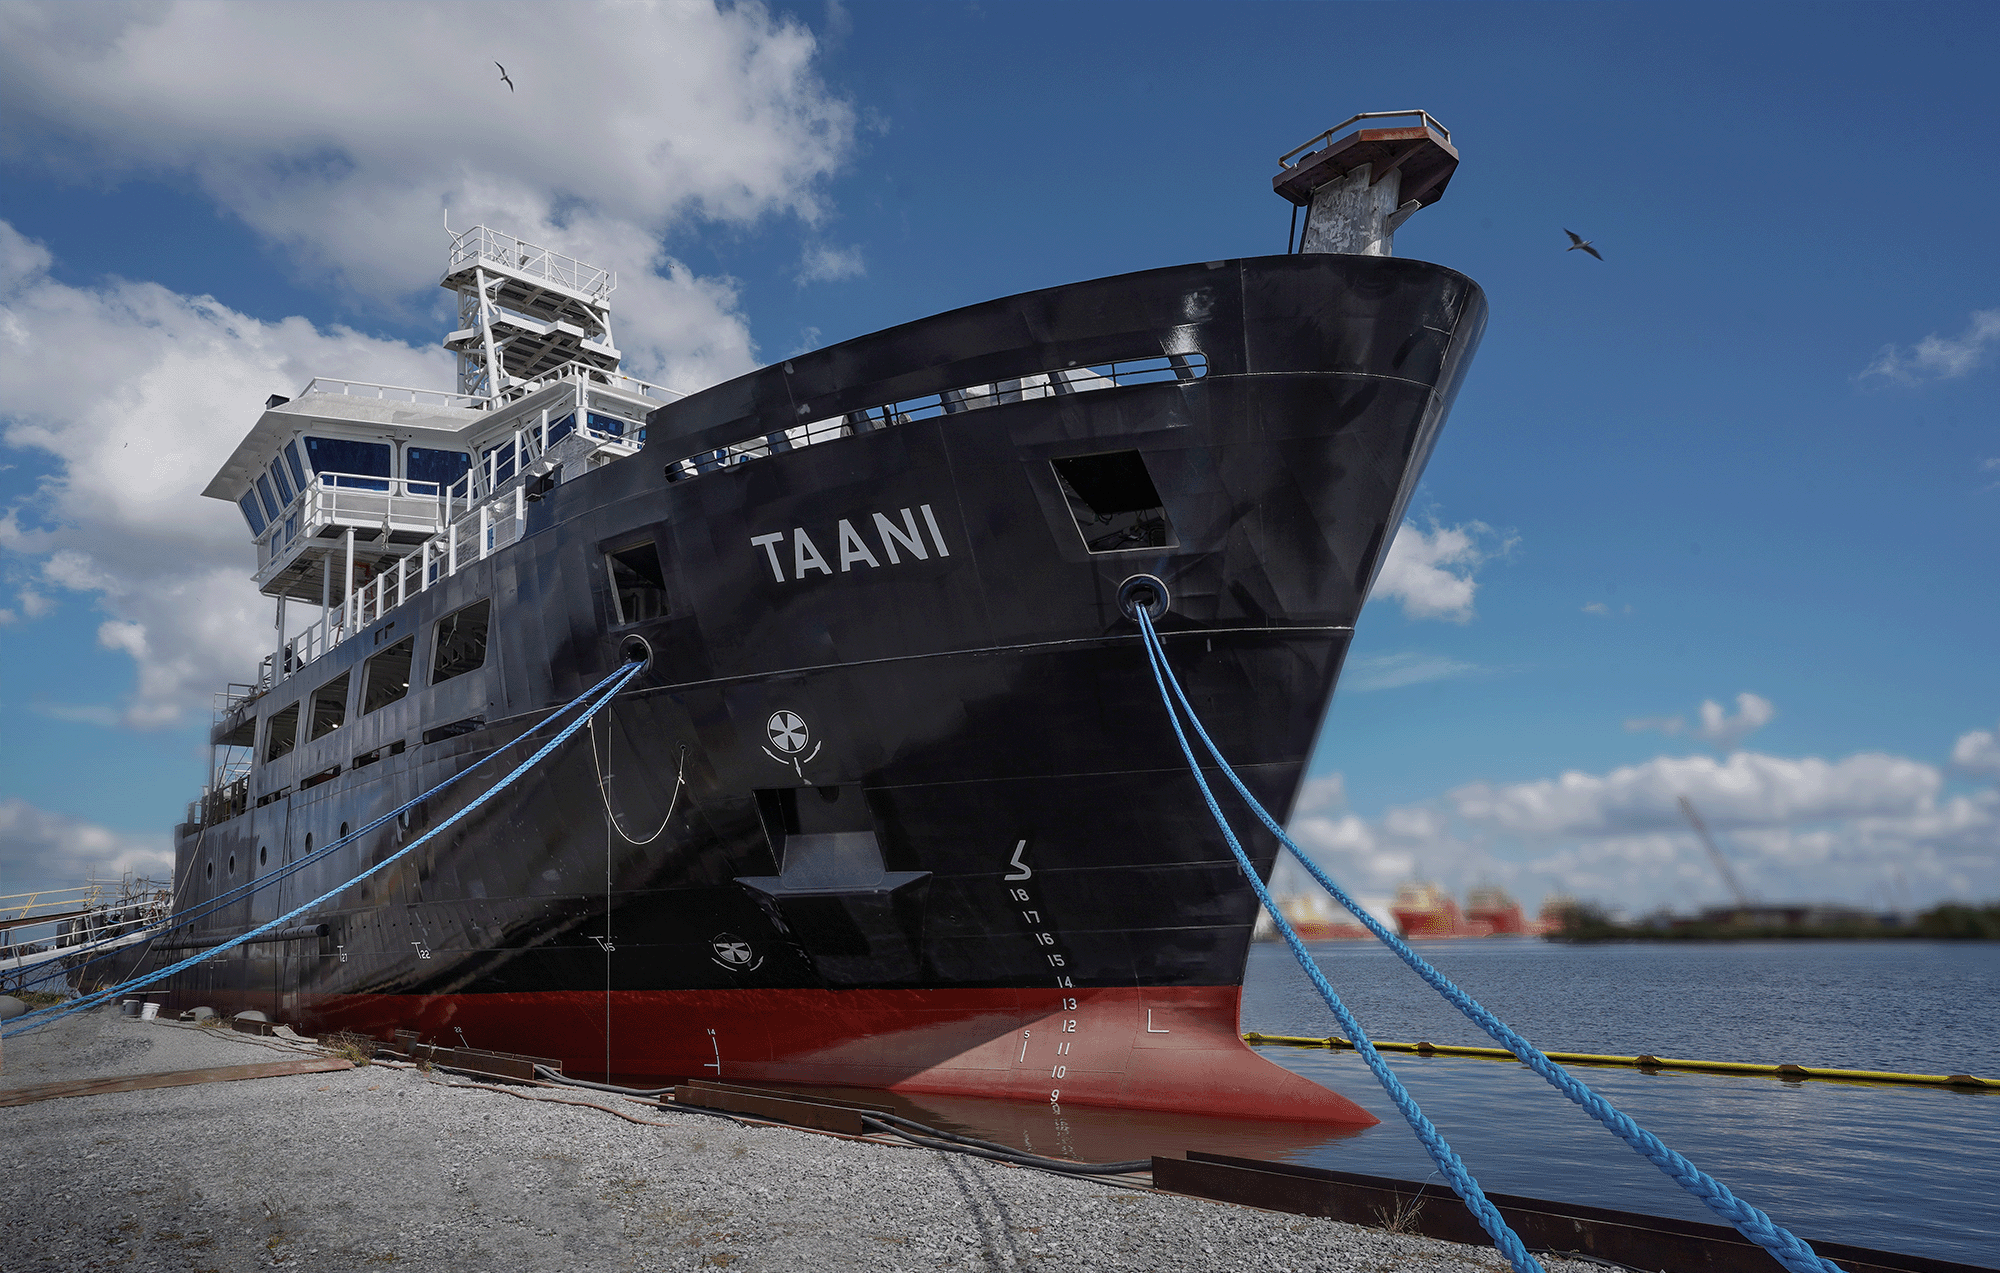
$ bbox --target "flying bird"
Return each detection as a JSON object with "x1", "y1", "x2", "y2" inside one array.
[
  {"x1": 495, "y1": 61, "x2": 514, "y2": 92},
  {"x1": 1564, "y1": 229, "x2": 1603, "y2": 261}
]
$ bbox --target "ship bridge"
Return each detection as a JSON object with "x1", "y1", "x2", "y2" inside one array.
[{"x1": 201, "y1": 227, "x2": 678, "y2": 707}]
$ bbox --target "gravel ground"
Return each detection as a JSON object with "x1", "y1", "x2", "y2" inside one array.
[{"x1": 1, "y1": 1009, "x2": 1600, "y2": 1272}]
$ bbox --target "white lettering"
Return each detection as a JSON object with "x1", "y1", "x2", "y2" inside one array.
[
  {"x1": 921, "y1": 503, "x2": 950, "y2": 557},
  {"x1": 873, "y1": 509, "x2": 929, "y2": 564},
  {"x1": 836, "y1": 519, "x2": 881, "y2": 572},
  {"x1": 750, "y1": 533, "x2": 787, "y2": 582},
  {"x1": 793, "y1": 528, "x2": 832, "y2": 577}
]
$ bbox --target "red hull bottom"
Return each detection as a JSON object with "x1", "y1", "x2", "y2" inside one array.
[{"x1": 278, "y1": 984, "x2": 1376, "y2": 1126}]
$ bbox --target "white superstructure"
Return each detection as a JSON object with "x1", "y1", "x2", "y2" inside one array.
[{"x1": 200, "y1": 227, "x2": 679, "y2": 710}]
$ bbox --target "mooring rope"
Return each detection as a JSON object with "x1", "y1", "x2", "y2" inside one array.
[
  {"x1": 1135, "y1": 611, "x2": 1844, "y2": 1273},
  {"x1": 1132, "y1": 610, "x2": 1542, "y2": 1272},
  {"x1": 4, "y1": 660, "x2": 645, "y2": 1040},
  {"x1": 6, "y1": 662, "x2": 644, "y2": 1001}
]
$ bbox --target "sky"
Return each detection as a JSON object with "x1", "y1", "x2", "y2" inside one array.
[{"x1": 1, "y1": 1, "x2": 1996, "y2": 920}]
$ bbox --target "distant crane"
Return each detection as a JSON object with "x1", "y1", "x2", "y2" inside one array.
[{"x1": 1678, "y1": 796, "x2": 1752, "y2": 909}]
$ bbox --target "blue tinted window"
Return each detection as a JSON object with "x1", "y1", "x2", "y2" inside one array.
[
  {"x1": 256, "y1": 475, "x2": 281, "y2": 520},
  {"x1": 587, "y1": 412, "x2": 626, "y2": 438},
  {"x1": 269, "y1": 459, "x2": 294, "y2": 505},
  {"x1": 546, "y1": 412, "x2": 576, "y2": 445},
  {"x1": 283, "y1": 442, "x2": 308, "y2": 491},
  {"x1": 407, "y1": 447, "x2": 471, "y2": 493},
  {"x1": 239, "y1": 493, "x2": 267, "y2": 535},
  {"x1": 304, "y1": 436, "x2": 391, "y2": 490}
]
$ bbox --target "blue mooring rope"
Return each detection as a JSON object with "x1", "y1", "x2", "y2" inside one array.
[
  {"x1": 4, "y1": 661, "x2": 645, "y2": 1041},
  {"x1": 8, "y1": 662, "x2": 646, "y2": 1001},
  {"x1": 1132, "y1": 610, "x2": 1544, "y2": 1271},
  {"x1": 1135, "y1": 610, "x2": 1844, "y2": 1273}
]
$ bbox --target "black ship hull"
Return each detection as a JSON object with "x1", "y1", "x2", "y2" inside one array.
[{"x1": 146, "y1": 254, "x2": 1485, "y2": 1122}]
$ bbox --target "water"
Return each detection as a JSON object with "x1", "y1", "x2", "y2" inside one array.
[{"x1": 1240, "y1": 938, "x2": 2000, "y2": 1265}]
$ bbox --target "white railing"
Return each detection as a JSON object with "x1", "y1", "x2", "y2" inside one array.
[
  {"x1": 301, "y1": 377, "x2": 488, "y2": 410},
  {"x1": 255, "y1": 474, "x2": 454, "y2": 580},
  {"x1": 448, "y1": 225, "x2": 614, "y2": 300},
  {"x1": 494, "y1": 359, "x2": 682, "y2": 407},
  {"x1": 267, "y1": 419, "x2": 642, "y2": 686}
]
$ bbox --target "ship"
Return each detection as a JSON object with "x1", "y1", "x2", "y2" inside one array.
[
  {"x1": 1389, "y1": 881, "x2": 1491, "y2": 939},
  {"x1": 1252, "y1": 893, "x2": 1374, "y2": 942},
  {"x1": 123, "y1": 113, "x2": 1483, "y2": 1124},
  {"x1": 1465, "y1": 885, "x2": 1530, "y2": 936}
]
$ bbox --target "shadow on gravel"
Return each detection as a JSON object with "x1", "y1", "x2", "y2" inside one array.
[{"x1": 940, "y1": 1153, "x2": 1028, "y2": 1268}]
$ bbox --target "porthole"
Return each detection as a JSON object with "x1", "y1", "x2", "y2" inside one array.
[
  {"x1": 305, "y1": 833, "x2": 314, "y2": 854},
  {"x1": 228, "y1": 853, "x2": 236, "y2": 875},
  {"x1": 259, "y1": 846, "x2": 268, "y2": 867},
  {"x1": 205, "y1": 862, "x2": 213, "y2": 880}
]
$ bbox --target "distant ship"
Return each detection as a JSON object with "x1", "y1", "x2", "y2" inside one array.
[
  {"x1": 1390, "y1": 881, "x2": 1487, "y2": 939},
  {"x1": 1253, "y1": 893, "x2": 1374, "y2": 942},
  {"x1": 1465, "y1": 885, "x2": 1528, "y2": 936}
]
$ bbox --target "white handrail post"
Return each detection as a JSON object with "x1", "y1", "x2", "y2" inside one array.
[
  {"x1": 342, "y1": 527, "x2": 356, "y2": 633},
  {"x1": 448, "y1": 525, "x2": 458, "y2": 577},
  {"x1": 514, "y1": 484, "x2": 524, "y2": 540},
  {"x1": 479, "y1": 504, "x2": 490, "y2": 560},
  {"x1": 396, "y1": 554, "x2": 407, "y2": 608}
]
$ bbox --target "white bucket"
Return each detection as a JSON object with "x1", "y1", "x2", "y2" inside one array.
[
  {"x1": 119, "y1": 999, "x2": 140, "y2": 1017},
  {"x1": 139, "y1": 1002, "x2": 160, "y2": 1021}
]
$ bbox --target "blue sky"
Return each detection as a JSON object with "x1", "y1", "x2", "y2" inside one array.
[{"x1": 2, "y1": 1, "x2": 1996, "y2": 914}]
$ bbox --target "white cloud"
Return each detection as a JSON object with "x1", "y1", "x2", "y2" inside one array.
[
  {"x1": 0, "y1": 222, "x2": 448, "y2": 726},
  {"x1": 1276, "y1": 737, "x2": 2000, "y2": 920},
  {"x1": 1582, "y1": 601, "x2": 1631, "y2": 616},
  {"x1": 0, "y1": 797, "x2": 172, "y2": 894},
  {"x1": 1370, "y1": 518, "x2": 1513, "y2": 623},
  {"x1": 1693, "y1": 692, "x2": 1775, "y2": 750},
  {"x1": 1294, "y1": 774, "x2": 1347, "y2": 815},
  {"x1": 0, "y1": 1, "x2": 861, "y2": 725},
  {"x1": 1861, "y1": 308, "x2": 2000, "y2": 384},
  {"x1": 0, "y1": 0, "x2": 856, "y2": 387},
  {"x1": 1449, "y1": 749, "x2": 1937, "y2": 838},
  {"x1": 1625, "y1": 692, "x2": 1774, "y2": 751},
  {"x1": 1341, "y1": 651, "x2": 1483, "y2": 692},
  {"x1": 1954, "y1": 725, "x2": 2000, "y2": 778},
  {"x1": 796, "y1": 242, "x2": 865, "y2": 285}
]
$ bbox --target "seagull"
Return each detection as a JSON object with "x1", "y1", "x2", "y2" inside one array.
[
  {"x1": 1564, "y1": 229, "x2": 1603, "y2": 261},
  {"x1": 495, "y1": 61, "x2": 514, "y2": 92}
]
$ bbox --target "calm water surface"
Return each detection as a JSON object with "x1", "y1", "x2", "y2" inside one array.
[{"x1": 1240, "y1": 939, "x2": 2000, "y2": 1265}]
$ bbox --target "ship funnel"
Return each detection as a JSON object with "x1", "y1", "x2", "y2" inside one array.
[{"x1": 1274, "y1": 110, "x2": 1458, "y2": 256}]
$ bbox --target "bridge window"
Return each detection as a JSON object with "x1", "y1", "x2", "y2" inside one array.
[
  {"x1": 606, "y1": 542, "x2": 668, "y2": 624},
  {"x1": 255, "y1": 474, "x2": 281, "y2": 521},
  {"x1": 309, "y1": 673, "x2": 349, "y2": 740},
  {"x1": 431, "y1": 600, "x2": 491, "y2": 684},
  {"x1": 304, "y1": 436, "x2": 392, "y2": 491},
  {"x1": 546, "y1": 412, "x2": 576, "y2": 446},
  {"x1": 1051, "y1": 450, "x2": 1177, "y2": 553},
  {"x1": 269, "y1": 458, "x2": 294, "y2": 506},
  {"x1": 587, "y1": 412, "x2": 626, "y2": 438},
  {"x1": 362, "y1": 637, "x2": 415, "y2": 714},
  {"x1": 283, "y1": 442, "x2": 309, "y2": 492},
  {"x1": 408, "y1": 447, "x2": 471, "y2": 495},
  {"x1": 264, "y1": 703, "x2": 300, "y2": 762},
  {"x1": 238, "y1": 493, "x2": 267, "y2": 535}
]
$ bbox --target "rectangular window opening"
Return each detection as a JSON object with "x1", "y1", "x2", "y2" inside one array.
[
  {"x1": 432, "y1": 600, "x2": 491, "y2": 685},
  {"x1": 269, "y1": 459, "x2": 294, "y2": 506},
  {"x1": 309, "y1": 673, "x2": 349, "y2": 741},
  {"x1": 423, "y1": 716, "x2": 485, "y2": 745},
  {"x1": 407, "y1": 447, "x2": 471, "y2": 496},
  {"x1": 606, "y1": 542, "x2": 669, "y2": 625},
  {"x1": 263, "y1": 703, "x2": 301, "y2": 763},
  {"x1": 304, "y1": 436, "x2": 393, "y2": 491},
  {"x1": 1050, "y1": 450, "x2": 1177, "y2": 553},
  {"x1": 361, "y1": 637, "x2": 415, "y2": 714}
]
